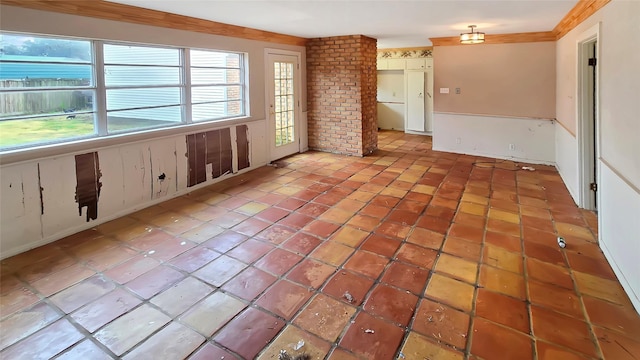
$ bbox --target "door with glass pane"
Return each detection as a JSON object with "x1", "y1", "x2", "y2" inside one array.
[{"x1": 267, "y1": 53, "x2": 300, "y2": 161}]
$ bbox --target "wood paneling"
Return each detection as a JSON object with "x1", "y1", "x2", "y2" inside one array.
[
  {"x1": 430, "y1": 31, "x2": 556, "y2": 46},
  {"x1": 553, "y1": 0, "x2": 611, "y2": 39},
  {"x1": 2, "y1": 0, "x2": 307, "y2": 46}
]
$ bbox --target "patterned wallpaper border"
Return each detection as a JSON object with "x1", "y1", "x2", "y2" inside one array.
[{"x1": 377, "y1": 49, "x2": 433, "y2": 59}]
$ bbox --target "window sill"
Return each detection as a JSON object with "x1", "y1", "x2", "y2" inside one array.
[{"x1": 0, "y1": 115, "x2": 257, "y2": 166}]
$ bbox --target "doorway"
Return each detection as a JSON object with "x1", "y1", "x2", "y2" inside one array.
[
  {"x1": 266, "y1": 51, "x2": 301, "y2": 161},
  {"x1": 577, "y1": 25, "x2": 599, "y2": 210}
]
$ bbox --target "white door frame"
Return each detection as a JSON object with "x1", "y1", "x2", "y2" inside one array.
[
  {"x1": 264, "y1": 49, "x2": 302, "y2": 162},
  {"x1": 576, "y1": 23, "x2": 601, "y2": 211}
]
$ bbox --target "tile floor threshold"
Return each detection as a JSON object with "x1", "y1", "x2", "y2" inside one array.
[{"x1": 1, "y1": 131, "x2": 639, "y2": 360}]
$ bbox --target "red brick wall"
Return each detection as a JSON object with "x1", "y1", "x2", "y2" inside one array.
[{"x1": 306, "y1": 35, "x2": 378, "y2": 156}]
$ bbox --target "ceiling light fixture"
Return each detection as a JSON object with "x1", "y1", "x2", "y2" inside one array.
[{"x1": 460, "y1": 25, "x2": 485, "y2": 44}]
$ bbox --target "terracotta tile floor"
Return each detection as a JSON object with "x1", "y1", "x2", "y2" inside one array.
[{"x1": 2, "y1": 130, "x2": 639, "y2": 359}]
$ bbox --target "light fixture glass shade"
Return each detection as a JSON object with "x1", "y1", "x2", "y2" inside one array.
[{"x1": 460, "y1": 25, "x2": 485, "y2": 44}]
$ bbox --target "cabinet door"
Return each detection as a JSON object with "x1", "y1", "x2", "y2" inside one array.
[
  {"x1": 406, "y1": 58, "x2": 426, "y2": 70},
  {"x1": 406, "y1": 71, "x2": 426, "y2": 132},
  {"x1": 387, "y1": 59, "x2": 406, "y2": 70},
  {"x1": 376, "y1": 58, "x2": 388, "y2": 70}
]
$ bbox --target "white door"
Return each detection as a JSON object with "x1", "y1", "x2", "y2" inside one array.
[
  {"x1": 406, "y1": 70, "x2": 426, "y2": 132},
  {"x1": 266, "y1": 53, "x2": 300, "y2": 161}
]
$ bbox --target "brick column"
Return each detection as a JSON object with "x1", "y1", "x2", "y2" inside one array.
[{"x1": 306, "y1": 35, "x2": 378, "y2": 156}]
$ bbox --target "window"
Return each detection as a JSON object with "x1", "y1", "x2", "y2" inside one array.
[
  {"x1": 0, "y1": 34, "x2": 96, "y2": 149},
  {"x1": 190, "y1": 50, "x2": 244, "y2": 122},
  {"x1": 0, "y1": 32, "x2": 247, "y2": 151},
  {"x1": 104, "y1": 44, "x2": 183, "y2": 133}
]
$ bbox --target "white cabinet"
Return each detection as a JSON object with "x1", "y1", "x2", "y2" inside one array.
[
  {"x1": 377, "y1": 58, "x2": 388, "y2": 70},
  {"x1": 406, "y1": 58, "x2": 426, "y2": 70},
  {"x1": 387, "y1": 59, "x2": 406, "y2": 70}
]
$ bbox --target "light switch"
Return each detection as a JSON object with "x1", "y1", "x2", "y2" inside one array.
[
  {"x1": 440, "y1": 88, "x2": 449, "y2": 94},
  {"x1": 455, "y1": 88, "x2": 461, "y2": 94}
]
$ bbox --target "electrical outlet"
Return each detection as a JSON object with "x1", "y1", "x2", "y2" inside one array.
[
  {"x1": 456, "y1": 137, "x2": 461, "y2": 144},
  {"x1": 509, "y1": 143, "x2": 516, "y2": 151},
  {"x1": 440, "y1": 88, "x2": 449, "y2": 94}
]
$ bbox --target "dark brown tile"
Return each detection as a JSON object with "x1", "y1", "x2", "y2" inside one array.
[
  {"x1": 339, "y1": 311, "x2": 404, "y2": 359},
  {"x1": 213, "y1": 307, "x2": 284, "y2": 359},
  {"x1": 471, "y1": 317, "x2": 533, "y2": 360},
  {"x1": 279, "y1": 212, "x2": 315, "y2": 230},
  {"x1": 442, "y1": 237, "x2": 482, "y2": 262},
  {"x1": 536, "y1": 340, "x2": 593, "y2": 360},
  {"x1": 526, "y1": 258, "x2": 574, "y2": 290},
  {"x1": 583, "y1": 296, "x2": 640, "y2": 338},
  {"x1": 565, "y1": 251, "x2": 617, "y2": 280},
  {"x1": 523, "y1": 241, "x2": 566, "y2": 266}
]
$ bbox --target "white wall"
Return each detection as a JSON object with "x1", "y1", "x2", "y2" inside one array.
[
  {"x1": 555, "y1": 0, "x2": 640, "y2": 311},
  {"x1": 0, "y1": 5, "x2": 306, "y2": 258},
  {"x1": 433, "y1": 112, "x2": 555, "y2": 165},
  {"x1": 554, "y1": 121, "x2": 579, "y2": 201}
]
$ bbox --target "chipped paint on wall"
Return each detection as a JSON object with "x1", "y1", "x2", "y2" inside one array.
[
  {"x1": 187, "y1": 129, "x2": 233, "y2": 187},
  {"x1": 75, "y1": 152, "x2": 102, "y2": 222},
  {"x1": 236, "y1": 124, "x2": 250, "y2": 171}
]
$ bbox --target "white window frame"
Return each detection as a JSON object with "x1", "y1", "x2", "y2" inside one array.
[{"x1": 0, "y1": 31, "x2": 248, "y2": 155}]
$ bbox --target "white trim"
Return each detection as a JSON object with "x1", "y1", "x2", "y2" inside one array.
[
  {"x1": 576, "y1": 22, "x2": 601, "y2": 210},
  {"x1": 264, "y1": 48, "x2": 303, "y2": 161}
]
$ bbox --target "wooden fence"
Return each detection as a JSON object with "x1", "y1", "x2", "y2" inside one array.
[{"x1": 1, "y1": 79, "x2": 92, "y2": 117}]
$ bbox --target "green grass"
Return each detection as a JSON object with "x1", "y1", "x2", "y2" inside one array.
[{"x1": 0, "y1": 115, "x2": 178, "y2": 149}]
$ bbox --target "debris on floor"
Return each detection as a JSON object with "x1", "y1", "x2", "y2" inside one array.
[
  {"x1": 364, "y1": 329, "x2": 375, "y2": 334},
  {"x1": 343, "y1": 291, "x2": 354, "y2": 303},
  {"x1": 521, "y1": 166, "x2": 535, "y2": 171},
  {"x1": 278, "y1": 350, "x2": 311, "y2": 360},
  {"x1": 292, "y1": 340, "x2": 305, "y2": 351},
  {"x1": 557, "y1": 236, "x2": 567, "y2": 248}
]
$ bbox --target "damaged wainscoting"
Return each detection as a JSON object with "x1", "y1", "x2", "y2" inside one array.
[{"x1": 0, "y1": 122, "x2": 260, "y2": 259}]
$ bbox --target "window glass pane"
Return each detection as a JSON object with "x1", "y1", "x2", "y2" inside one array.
[
  {"x1": 192, "y1": 85, "x2": 241, "y2": 103},
  {"x1": 108, "y1": 106, "x2": 181, "y2": 133},
  {"x1": 0, "y1": 34, "x2": 92, "y2": 63},
  {"x1": 0, "y1": 90, "x2": 94, "y2": 118},
  {"x1": 106, "y1": 87, "x2": 181, "y2": 111},
  {"x1": 190, "y1": 50, "x2": 240, "y2": 68},
  {"x1": 0, "y1": 113, "x2": 95, "y2": 150},
  {"x1": 103, "y1": 44, "x2": 180, "y2": 66},
  {"x1": 191, "y1": 68, "x2": 240, "y2": 85},
  {"x1": 104, "y1": 66, "x2": 180, "y2": 86},
  {"x1": 0, "y1": 63, "x2": 92, "y2": 87},
  {"x1": 192, "y1": 101, "x2": 242, "y2": 122}
]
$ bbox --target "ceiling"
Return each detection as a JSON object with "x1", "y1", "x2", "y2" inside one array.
[{"x1": 107, "y1": 0, "x2": 578, "y2": 48}]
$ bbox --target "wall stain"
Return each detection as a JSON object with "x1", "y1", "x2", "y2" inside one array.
[
  {"x1": 75, "y1": 152, "x2": 102, "y2": 222},
  {"x1": 186, "y1": 129, "x2": 232, "y2": 187},
  {"x1": 37, "y1": 163, "x2": 44, "y2": 215},
  {"x1": 236, "y1": 125, "x2": 250, "y2": 171}
]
